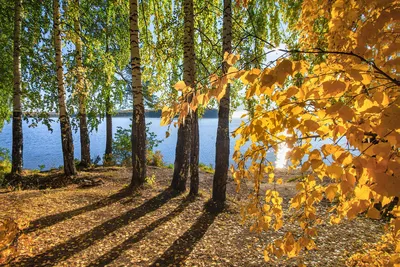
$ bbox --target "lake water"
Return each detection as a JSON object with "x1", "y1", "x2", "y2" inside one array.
[{"x1": 0, "y1": 117, "x2": 269, "y2": 170}]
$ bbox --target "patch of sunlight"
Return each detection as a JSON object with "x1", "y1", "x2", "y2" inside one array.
[
  {"x1": 275, "y1": 131, "x2": 290, "y2": 169},
  {"x1": 232, "y1": 110, "x2": 248, "y2": 119}
]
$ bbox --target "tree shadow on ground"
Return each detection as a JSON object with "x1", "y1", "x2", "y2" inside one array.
[
  {"x1": 13, "y1": 189, "x2": 178, "y2": 267},
  {"x1": 24, "y1": 188, "x2": 132, "y2": 234},
  {"x1": 79, "y1": 166, "x2": 128, "y2": 174},
  {"x1": 150, "y1": 207, "x2": 218, "y2": 266},
  {"x1": 87, "y1": 196, "x2": 195, "y2": 266}
]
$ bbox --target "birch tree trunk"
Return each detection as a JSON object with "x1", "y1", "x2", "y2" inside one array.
[
  {"x1": 129, "y1": 0, "x2": 147, "y2": 188},
  {"x1": 53, "y1": 0, "x2": 76, "y2": 176},
  {"x1": 104, "y1": 19, "x2": 113, "y2": 165},
  {"x1": 171, "y1": 0, "x2": 195, "y2": 193},
  {"x1": 190, "y1": 110, "x2": 199, "y2": 195},
  {"x1": 212, "y1": 0, "x2": 232, "y2": 204},
  {"x1": 11, "y1": 0, "x2": 23, "y2": 175},
  {"x1": 73, "y1": 0, "x2": 90, "y2": 168},
  {"x1": 104, "y1": 95, "x2": 113, "y2": 164}
]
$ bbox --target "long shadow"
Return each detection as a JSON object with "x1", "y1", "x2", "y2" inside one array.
[
  {"x1": 150, "y1": 209, "x2": 218, "y2": 266},
  {"x1": 24, "y1": 188, "x2": 131, "y2": 234},
  {"x1": 87, "y1": 196, "x2": 194, "y2": 266},
  {"x1": 13, "y1": 189, "x2": 178, "y2": 267}
]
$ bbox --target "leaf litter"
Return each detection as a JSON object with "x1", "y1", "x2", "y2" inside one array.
[{"x1": 0, "y1": 166, "x2": 384, "y2": 266}]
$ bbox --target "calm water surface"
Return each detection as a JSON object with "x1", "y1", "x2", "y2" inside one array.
[{"x1": 0, "y1": 117, "x2": 266, "y2": 170}]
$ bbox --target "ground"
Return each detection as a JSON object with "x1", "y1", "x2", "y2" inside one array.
[{"x1": 0, "y1": 166, "x2": 384, "y2": 266}]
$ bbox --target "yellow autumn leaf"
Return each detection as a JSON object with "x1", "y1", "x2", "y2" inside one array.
[
  {"x1": 196, "y1": 94, "x2": 206, "y2": 106},
  {"x1": 160, "y1": 107, "x2": 172, "y2": 126},
  {"x1": 209, "y1": 74, "x2": 219, "y2": 87},
  {"x1": 367, "y1": 207, "x2": 381, "y2": 219},
  {"x1": 372, "y1": 143, "x2": 391, "y2": 158},
  {"x1": 330, "y1": 216, "x2": 341, "y2": 224},
  {"x1": 336, "y1": 152, "x2": 352, "y2": 166},
  {"x1": 223, "y1": 51, "x2": 229, "y2": 61},
  {"x1": 223, "y1": 52, "x2": 240, "y2": 65},
  {"x1": 322, "y1": 80, "x2": 346, "y2": 95},
  {"x1": 227, "y1": 66, "x2": 239, "y2": 79},
  {"x1": 286, "y1": 86, "x2": 299, "y2": 98},
  {"x1": 326, "y1": 164, "x2": 343, "y2": 180},
  {"x1": 293, "y1": 61, "x2": 309, "y2": 74},
  {"x1": 361, "y1": 73, "x2": 372, "y2": 85},
  {"x1": 276, "y1": 59, "x2": 293, "y2": 74},
  {"x1": 311, "y1": 159, "x2": 323, "y2": 170},
  {"x1": 301, "y1": 161, "x2": 311, "y2": 172},
  {"x1": 321, "y1": 144, "x2": 338, "y2": 157},
  {"x1": 326, "y1": 102, "x2": 343, "y2": 115},
  {"x1": 338, "y1": 105, "x2": 355, "y2": 122},
  {"x1": 355, "y1": 185, "x2": 371, "y2": 200},
  {"x1": 241, "y1": 69, "x2": 261, "y2": 85},
  {"x1": 381, "y1": 103, "x2": 400, "y2": 130},
  {"x1": 291, "y1": 106, "x2": 303, "y2": 116},
  {"x1": 260, "y1": 73, "x2": 275, "y2": 89},
  {"x1": 373, "y1": 91, "x2": 389, "y2": 107},
  {"x1": 356, "y1": 98, "x2": 375, "y2": 113},
  {"x1": 174, "y1": 81, "x2": 187, "y2": 91},
  {"x1": 263, "y1": 250, "x2": 270, "y2": 262},
  {"x1": 325, "y1": 184, "x2": 338, "y2": 201},
  {"x1": 348, "y1": 69, "x2": 363, "y2": 81},
  {"x1": 304, "y1": 119, "x2": 320, "y2": 132}
]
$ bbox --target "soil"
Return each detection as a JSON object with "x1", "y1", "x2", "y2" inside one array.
[{"x1": 0, "y1": 166, "x2": 384, "y2": 266}]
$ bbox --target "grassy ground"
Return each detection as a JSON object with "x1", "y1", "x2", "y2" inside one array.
[{"x1": 1, "y1": 166, "x2": 384, "y2": 266}]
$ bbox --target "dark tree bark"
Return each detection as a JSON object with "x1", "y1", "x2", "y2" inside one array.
[
  {"x1": 73, "y1": 0, "x2": 90, "y2": 168},
  {"x1": 189, "y1": 110, "x2": 199, "y2": 196},
  {"x1": 103, "y1": 5, "x2": 113, "y2": 165},
  {"x1": 129, "y1": 0, "x2": 147, "y2": 188},
  {"x1": 212, "y1": 0, "x2": 232, "y2": 204},
  {"x1": 171, "y1": 0, "x2": 195, "y2": 193},
  {"x1": 11, "y1": 0, "x2": 23, "y2": 175},
  {"x1": 104, "y1": 95, "x2": 113, "y2": 164},
  {"x1": 53, "y1": 0, "x2": 76, "y2": 176},
  {"x1": 171, "y1": 122, "x2": 191, "y2": 192},
  {"x1": 79, "y1": 112, "x2": 90, "y2": 167}
]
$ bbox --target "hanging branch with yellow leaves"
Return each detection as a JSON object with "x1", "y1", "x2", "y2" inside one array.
[{"x1": 161, "y1": 0, "x2": 400, "y2": 264}]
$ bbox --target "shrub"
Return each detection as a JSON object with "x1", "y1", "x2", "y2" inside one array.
[
  {"x1": 112, "y1": 122, "x2": 163, "y2": 166},
  {"x1": 146, "y1": 150, "x2": 164, "y2": 167},
  {"x1": 112, "y1": 127, "x2": 132, "y2": 166},
  {"x1": 145, "y1": 174, "x2": 156, "y2": 187},
  {"x1": 103, "y1": 154, "x2": 115, "y2": 166},
  {"x1": 0, "y1": 149, "x2": 11, "y2": 185},
  {"x1": 199, "y1": 162, "x2": 214, "y2": 173}
]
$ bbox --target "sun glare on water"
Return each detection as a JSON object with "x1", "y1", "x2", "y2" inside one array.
[
  {"x1": 275, "y1": 131, "x2": 290, "y2": 169},
  {"x1": 276, "y1": 142, "x2": 290, "y2": 169}
]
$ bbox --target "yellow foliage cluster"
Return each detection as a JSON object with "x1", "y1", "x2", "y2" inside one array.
[
  {"x1": 347, "y1": 231, "x2": 400, "y2": 266},
  {"x1": 0, "y1": 218, "x2": 19, "y2": 265},
  {"x1": 160, "y1": 51, "x2": 242, "y2": 126},
  {"x1": 161, "y1": 0, "x2": 400, "y2": 264}
]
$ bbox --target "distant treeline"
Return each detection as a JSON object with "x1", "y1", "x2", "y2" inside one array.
[
  {"x1": 114, "y1": 109, "x2": 219, "y2": 118},
  {"x1": 23, "y1": 109, "x2": 219, "y2": 119}
]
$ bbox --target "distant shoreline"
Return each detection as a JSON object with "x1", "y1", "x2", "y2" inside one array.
[{"x1": 22, "y1": 109, "x2": 220, "y2": 119}]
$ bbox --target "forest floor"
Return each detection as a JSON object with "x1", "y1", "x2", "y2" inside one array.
[{"x1": 0, "y1": 166, "x2": 384, "y2": 266}]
